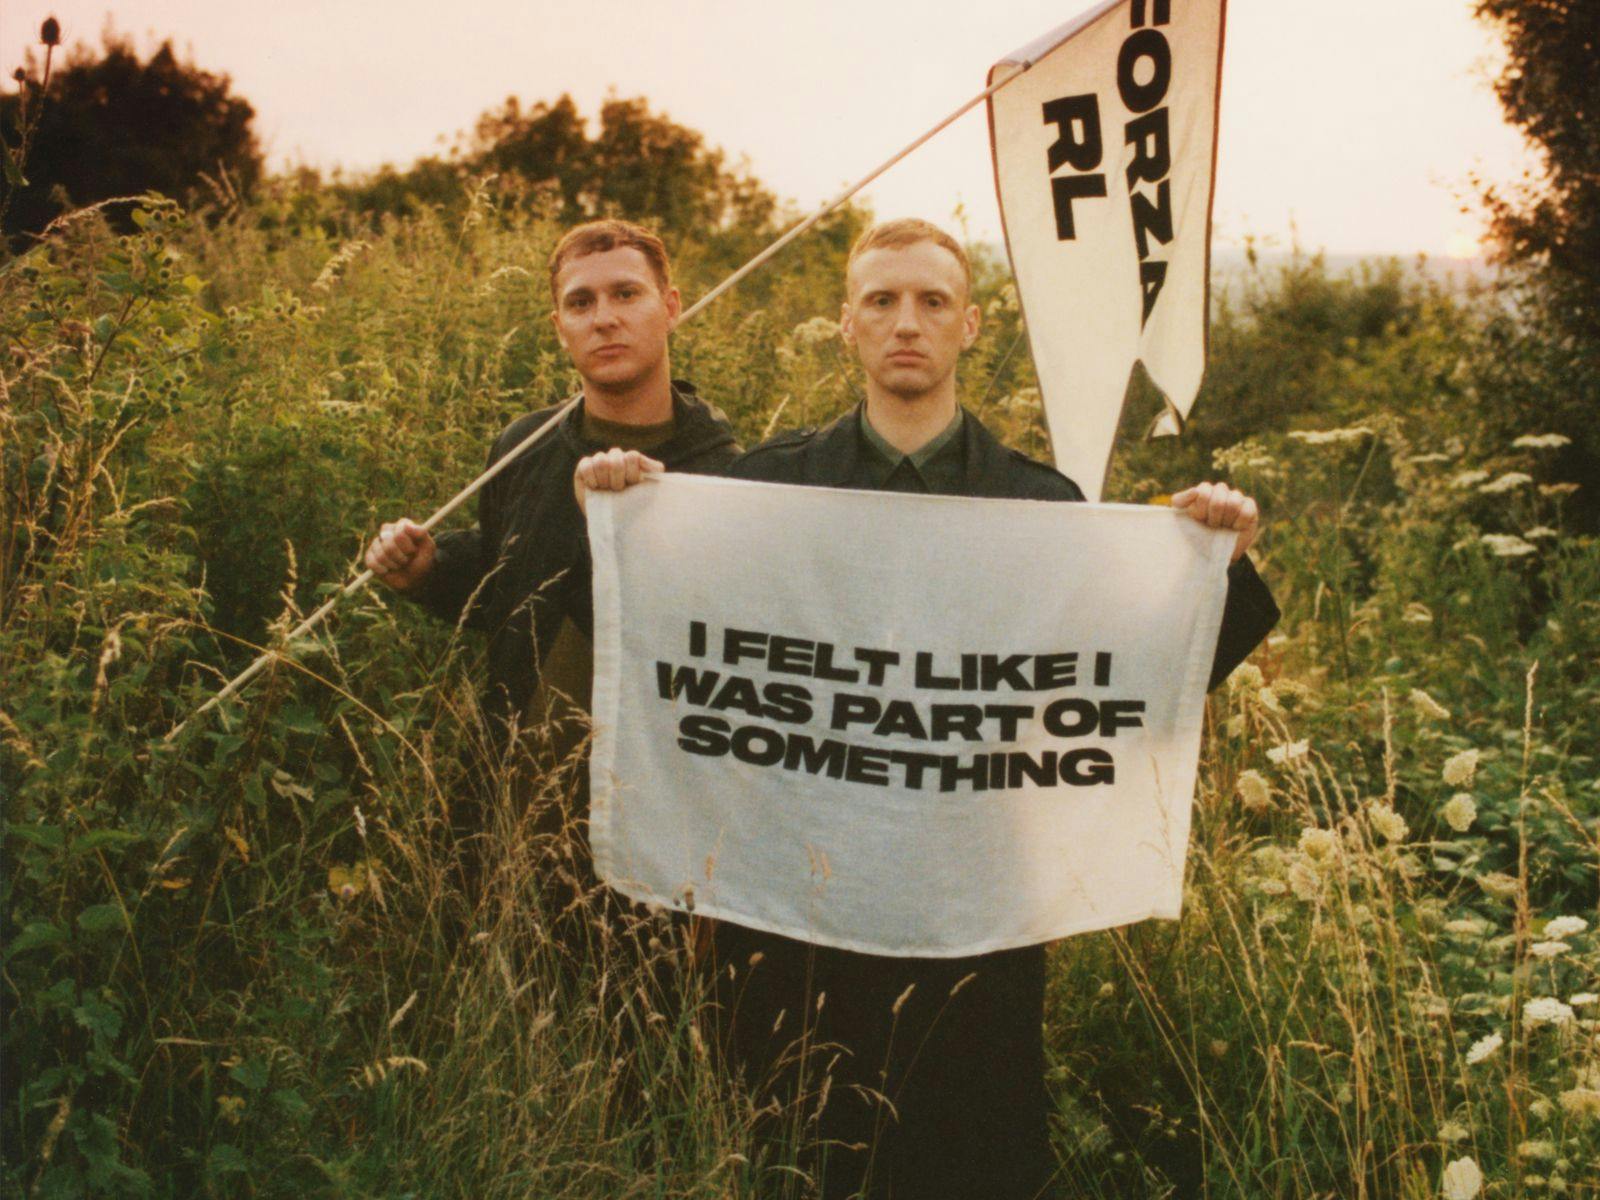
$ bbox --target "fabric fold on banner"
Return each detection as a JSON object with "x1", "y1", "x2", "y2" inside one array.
[
  {"x1": 589, "y1": 474, "x2": 1233, "y2": 958},
  {"x1": 988, "y1": 0, "x2": 1228, "y2": 500}
]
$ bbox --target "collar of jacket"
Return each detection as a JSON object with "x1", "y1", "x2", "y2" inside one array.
[
  {"x1": 554, "y1": 379, "x2": 737, "y2": 466},
  {"x1": 800, "y1": 402, "x2": 1025, "y2": 497}
]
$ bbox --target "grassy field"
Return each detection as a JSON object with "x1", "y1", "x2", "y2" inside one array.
[{"x1": 3, "y1": 182, "x2": 1597, "y2": 1198}]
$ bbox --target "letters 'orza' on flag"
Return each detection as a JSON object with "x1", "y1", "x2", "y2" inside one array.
[
  {"x1": 988, "y1": 0, "x2": 1227, "y2": 501},
  {"x1": 588, "y1": 475, "x2": 1235, "y2": 958}
]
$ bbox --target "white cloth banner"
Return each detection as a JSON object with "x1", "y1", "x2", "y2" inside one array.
[
  {"x1": 588, "y1": 475, "x2": 1233, "y2": 957},
  {"x1": 988, "y1": 0, "x2": 1227, "y2": 501}
]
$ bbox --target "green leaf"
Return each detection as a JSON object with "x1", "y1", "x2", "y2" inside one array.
[
  {"x1": 182, "y1": 273, "x2": 203, "y2": 294},
  {"x1": 130, "y1": 208, "x2": 150, "y2": 229},
  {"x1": 5, "y1": 821, "x2": 66, "y2": 851},
  {"x1": 76, "y1": 904, "x2": 128, "y2": 935},
  {"x1": 92, "y1": 314, "x2": 115, "y2": 345},
  {"x1": 208, "y1": 1143, "x2": 250, "y2": 1176},
  {"x1": 70, "y1": 828, "x2": 140, "y2": 856},
  {"x1": 73, "y1": 997, "x2": 123, "y2": 1042},
  {"x1": 7, "y1": 921, "x2": 67, "y2": 956},
  {"x1": 229, "y1": 1057, "x2": 270, "y2": 1091}
]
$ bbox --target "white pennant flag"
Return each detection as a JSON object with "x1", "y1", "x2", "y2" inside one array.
[{"x1": 988, "y1": 0, "x2": 1227, "y2": 501}]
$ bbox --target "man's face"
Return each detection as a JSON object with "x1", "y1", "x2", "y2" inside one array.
[
  {"x1": 840, "y1": 241, "x2": 980, "y2": 401},
  {"x1": 551, "y1": 246, "x2": 681, "y2": 392}
]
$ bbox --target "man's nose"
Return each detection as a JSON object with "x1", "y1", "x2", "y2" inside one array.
[
  {"x1": 892, "y1": 298, "x2": 920, "y2": 336},
  {"x1": 593, "y1": 297, "x2": 621, "y2": 328}
]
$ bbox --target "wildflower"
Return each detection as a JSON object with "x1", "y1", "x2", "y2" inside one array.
[
  {"x1": 1477, "y1": 471, "x2": 1532, "y2": 494},
  {"x1": 1236, "y1": 769, "x2": 1271, "y2": 811},
  {"x1": 1523, "y1": 997, "x2": 1575, "y2": 1029},
  {"x1": 41, "y1": 17, "x2": 61, "y2": 45},
  {"x1": 1568, "y1": 993, "x2": 1597, "y2": 1008},
  {"x1": 1287, "y1": 425, "x2": 1373, "y2": 445},
  {"x1": 1476, "y1": 871, "x2": 1518, "y2": 900},
  {"x1": 1544, "y1": 916, "x2": 1587, "y2": 939},
  {"x1": 1480, "y1": 533, "x2": 1537, "y2": 557},
  {"x1": 1465, "y1": 1031, "x2": 1503, "y2": 1064},
  {"x1": 1529, "y1": 941, "x2": 1571, "y2": 959},
  {"x1": 1267, "y1": 740, "x2": 1309, "y2": 765},
  {"x1": 1558, "y1": 1087, "x2": 1600, "y2": 1119},
  {"x1": 1402, "y1": 601, "x2": 1434, "y2": 624},
  {"x1": 1442, "y1": 749, "x2": 1480, "y2": 787},
  {"x1": 1442, "y1": 793, "x2": 1477, "y2": 832},
  {"x1": 1299, "y1": 827, "x2": 1339, "y2": 863},
  {"x1": 790, "y1": 316, "x2": 841, "y2": 348},
  {"x1": 1437, "y1": 1120, "x2": 1469, "y2": 1143},
  {"x1": 1258, "y1": 878, "x2": 1288, "y2": 896},
  {"x1": 1096, "y1": 981, "x2": 1114, "y2": 998},
  {"x1": 1445, "y1": 917, "x2": 1488, "y2": 936},
  {"x1": 1512, "y1": 433, "x2": 1571, "y2": 449},
  {"x1": 1538, "y1": 482, "x2": 1580, "y2": 497},
  {"x1": 1367, "y1": 801, "x2": 1408, "y2": 843},
  {"x1": 1518, "y1": 1140, "x2": 1556, "y2": 1162},
  {"x1": 1257, "y1": 686, "x2": 1284, "y2": 714},
  {"x1": 1523, "y1": 526, "x2": 1559, "y2": 540},
  {"x1": 1410, "y1": 688, "x2": 1451, "y2": 721},
  {"x1": 1451, "y1": 469, "x2": 1490, "y2": 489},
  {"x1": 1227, "y1": 662, "x2": 1264, "y2": 690},
  {"x1": 1287, "y1": 860, "x2": 1322, "y2": 902},
  {"x1": 1441, "y1": 1156, "x2": 1483, "y2": 1200}
]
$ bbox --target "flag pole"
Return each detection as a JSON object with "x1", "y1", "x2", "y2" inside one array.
[{"x1": 167, "y1": 67, "x2": 1033, "y2": 742}]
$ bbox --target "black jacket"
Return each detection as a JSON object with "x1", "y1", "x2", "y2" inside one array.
[
  {"x1": 413, "y1": 382, "x2": 739, "y2": 746},
  {"x1": 730, "y1": 403, "x2": 1280, "y2": 690}
]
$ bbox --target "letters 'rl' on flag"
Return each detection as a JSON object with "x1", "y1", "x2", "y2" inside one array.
[{"x1": 988, "y1": 0, "x2": 1226, "y2": 502}]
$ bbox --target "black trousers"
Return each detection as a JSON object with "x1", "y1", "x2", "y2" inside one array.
[{"x1": 711, "y1": 922, "x2": 1055, "y2": 1200}]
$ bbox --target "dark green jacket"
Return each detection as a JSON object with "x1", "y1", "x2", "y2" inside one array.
[{"x1": 413, "y1": 382, "x2": 739, "y2": 747}]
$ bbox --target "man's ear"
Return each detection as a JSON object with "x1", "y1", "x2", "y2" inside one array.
[
  {"x1": 663, "y1": 285, "x2": 682, "y2": 331},
  {"x1": 550, "y1": 307, "x2": 570, "y2": 353},
  {"x1": 960, "y1": 301, "x2": 981, "y2": 350},
  {"x1": 839, "y1": 300, "x2": 856, "y2": 347}
]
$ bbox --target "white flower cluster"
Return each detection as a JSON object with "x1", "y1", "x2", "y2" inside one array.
[
  {"x1": 1480, "y1": 533, "x2": 1537, "y2": 557},
  {"x1": 1287, "y1": 426, "x2": 1373, "y2": 446},
  {"x1": 1366, "y1": 801, "x2": 1408, "y2": 844},
  {"x1": 1410, "y1": 688, "x2": 1450, "y2": 721},
  {"x1": 1441, "y1": 1156, "x2": 1483, "y2": 1200},
  {"x1": 1267, "y1": 740, "x2": 1309, "y2": 766},
  {"x1": 789, "y1": 316, "x2": 841, "y2": 348},
  {"x1": 1523, "y1": 997, "x2": 1575, "y2": 1029},
  {"x1": 1544, "y1": 916, "x2": 1587, "y2": 939},
  {"x1": 1512, "y1": 433, "x2": 1571, "y2": 449},
  {"x1": 1442, "y1": 749, "x2": 1480, "y2": 787},
  {"x1": 1465, "y1": 1030, "x2": 1503, "y2": 1064},
  {"x1": 1477, "y1": 471, "x2": 1532, "y2": 495},
  {"x1": 1235, "y1": 769, "x2": 1271, "y2": 811},
  {"x1": 1442, "y1": 793, "x2": 1476, "y2": 832}
]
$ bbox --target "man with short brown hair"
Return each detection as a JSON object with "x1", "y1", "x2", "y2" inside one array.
[{"x1": 367, "y1": 218, "x2": 739, "y2": 902}]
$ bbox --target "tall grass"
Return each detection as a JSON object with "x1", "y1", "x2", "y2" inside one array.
[{"x1": 2, "y1": 185, "x2": 1596, "y2": 1197}]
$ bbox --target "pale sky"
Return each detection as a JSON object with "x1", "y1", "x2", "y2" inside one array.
[{"x1": 2, "y1": 0, "x2": 1536, "y2": 258}]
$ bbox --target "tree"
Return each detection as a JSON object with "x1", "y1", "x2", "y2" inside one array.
[
  {"x1": 1475, "y1": 0, "x2": 1600, "y2": 340},
  {"x1": 1, "y1": 29, "x2": 262, "y2": 245},
  {"x1": 459, "y1": 92, "x2": 774, "y2": 236},
  {"x1": 1472, "y1": 0, "x2": 1599, "y2": 526}
]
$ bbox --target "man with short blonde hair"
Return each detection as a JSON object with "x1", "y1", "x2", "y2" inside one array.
[{"x1": 577, "y1": 218, "x2": 1278, "y2": 1198}]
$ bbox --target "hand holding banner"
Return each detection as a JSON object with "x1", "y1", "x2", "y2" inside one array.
[{"x1": 588, "y1": 475, "x2": 1234, "y2": 957}]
